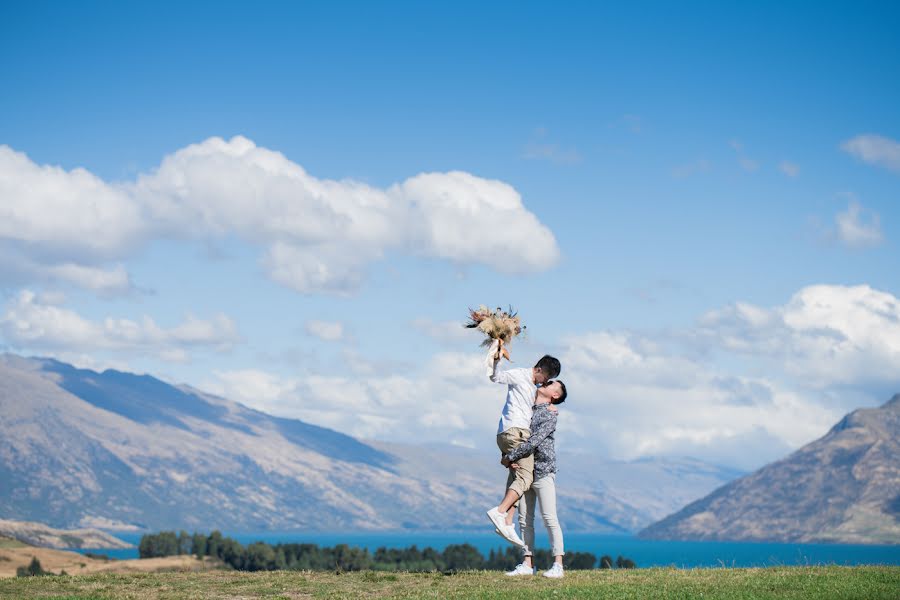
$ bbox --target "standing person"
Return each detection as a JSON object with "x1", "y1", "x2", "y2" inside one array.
[
  {"x1": 485, "y1": 338, "x2": 561, "y2": 546},
  {"x1": 503, "y1": 379, "x2": 568, "y2": 578}
]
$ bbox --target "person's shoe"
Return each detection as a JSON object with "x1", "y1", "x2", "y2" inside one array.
[
  {"x1": 487, "y1": 507, "x2": 525, "y2": 546},
  {"x1": 501, "y1": 523, "x2": 526, "y2": 547},
  {"x1": 505, "y1": 562, "x2": 535, "y2": 576},
  {"x1": 486, "y1": 507, "x2": 508, "y2": 534},
  {"x1": 543, "y1": 563, "x2": 564, "y2": 578}
]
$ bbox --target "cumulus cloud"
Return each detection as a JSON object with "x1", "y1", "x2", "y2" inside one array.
[
  {"x1": 0, "y1": 251, "x2": 134, "y2": 295},
  {"x1": 410, "y1": 317, "x2": 472, "y2": 345},
  {"x1": 834, "y1": 200, "x2": 883, "y2": 248},
  {"x1": 0, "y1": 146, "x2": 143, "y2": 257},
  {"x1": 553, "y1": 331, "x2": 834, "y2": 469},
  {"x1": 699, "y1": 284, "x2": 900, "y2": 387},
  {"x1": 0, "y1": 290, "x2": 239, "y2": 362},
  {"x1": 0, "y1": 137, "x2": 559, "y2": 295},
  {"x1": 304, "y1": 320, "x2": 345, "y2": 342},
  {"x1": 208, "y1": 351, "x2": 500, "y2": 443},
  {"x1": 841, "y1": 134, "x2": 900, "y2": 172},
  {"x1": 202, "y1": 284, "x2": 900, "y2": 470}
]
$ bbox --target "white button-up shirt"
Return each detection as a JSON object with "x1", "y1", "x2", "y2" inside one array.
[{"x1": 490, "y1": 357, "x2": 536, "y2": 434}]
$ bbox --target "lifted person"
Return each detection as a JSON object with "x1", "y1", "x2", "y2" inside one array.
[
  {"x1": 485, "y1": 338, "x2": 560, "y2": 546},
  {"x1": 503, "y1": 379, "x2": 568, "y2": 578}
]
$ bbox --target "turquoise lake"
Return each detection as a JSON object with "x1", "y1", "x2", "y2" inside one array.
[{"x1": 75, "y1": 532, "x2": 900, "y2": 568}]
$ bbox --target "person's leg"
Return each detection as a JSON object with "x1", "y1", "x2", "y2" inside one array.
[
  {"x1": 497, "y1": 489, "x2": 519, "y2": 514},
  {"x1": 534, "y1": 474, "x2": 564, "y2": 577},
  {"x1": 504, "y1": 487, "x2": 536, "y2": 576},
  {"x1": 535, "y1": 475, "x2": 564, "y2": 559},
  {"x1": 519, "y1": 487, "x2": 537, "y2": 568},
  {"x1": 489, "y1": 430, "x2": 528, "y2": 546},
  {"x1": 496, "y1": 428, "x2": 534, "y2": 526}
]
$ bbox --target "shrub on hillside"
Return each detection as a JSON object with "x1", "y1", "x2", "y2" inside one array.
[{"x1": 16, "y1": 557, "x2": 50, "y2": 577}]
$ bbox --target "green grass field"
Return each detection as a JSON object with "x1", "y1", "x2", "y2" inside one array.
[{"x1": 1, "y1": 566, "x2": 898, "y2": 599}]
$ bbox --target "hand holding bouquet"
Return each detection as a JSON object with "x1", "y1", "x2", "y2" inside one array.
[{"x1": 465, "y1": 305, "x2": 526, "y2": 362}]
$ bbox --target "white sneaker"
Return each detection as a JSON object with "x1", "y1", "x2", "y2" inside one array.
[
  {"x1": 486, "y1": 507, "x2": 508, "y2": 534},
  {"x1": 543, "y1": 563, "x2": 564, "y2": 578},
  {"x1": 486, "y1": 507, "x2": 526, "y2": 546},
  {"x1": 501, "y1": 523, "x2": 526, "y2": 547},
  {"x1": 505, "y1": 562, "x2": 535, "y2": 576}
]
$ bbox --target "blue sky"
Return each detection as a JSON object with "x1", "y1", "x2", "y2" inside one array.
[{"x1": 2, "y1": 1, "x2": 899, "y2": 469}]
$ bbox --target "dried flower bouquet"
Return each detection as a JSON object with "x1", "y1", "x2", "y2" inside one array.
[{"x1": 465, "y1": 305, "x2": 526, "y2": 361}]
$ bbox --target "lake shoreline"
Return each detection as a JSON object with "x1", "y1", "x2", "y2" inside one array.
[{"x1": 69, "y1": 531, "x2": 900, "y2": 568}]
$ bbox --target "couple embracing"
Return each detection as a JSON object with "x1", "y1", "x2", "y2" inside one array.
[{"x1": 484, "y1": 339, "x2": 568, "y2": 578}]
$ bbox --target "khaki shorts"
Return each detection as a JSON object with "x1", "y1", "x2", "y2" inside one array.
[{"x1": 496, "y1": 427, "x2": 534, "y2": 499}]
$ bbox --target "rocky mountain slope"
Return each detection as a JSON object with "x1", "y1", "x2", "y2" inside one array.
[
  {"x1": 639, "y1": 395, "x2": 900, "y2": 544},
  {"x1": 0, "y1": 354, "x2": 738, "y2": 533}
]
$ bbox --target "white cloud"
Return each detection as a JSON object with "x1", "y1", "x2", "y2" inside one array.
[
  {"x1": 0, "y1": 251, "x2": 134, "y2": 295},
  {"x1": 0, "y1": 290, "x2": 239, "y2": 362},
  {"x1": 201, "y1": 284, "x2": 900, "y2": 471},
  {"x1": 0, "y1": 137, "x2": 560, "y2": 295},
  {"x1": 209, "y1": 369, "x2": 294, "y2": 404},
  {"x1": 42, "y1": 263, "x2": 133, "y2": 293},
  {"x1": 0, "y1": 146, "x2": 143, "y2": 257},
  {"x1": 411, "y1": 317, "x2": 471, "y2": 345},
  {"x1": 554, "y1": 332, "x2": 830, "y2": 469},
  {"x1": 304, "y1": 319, "x2": 345, "y2": 342},
  {"x1": 779, "y1": 160, "x2": 800, "y2": 177},
  {"x1": 397, "y1": 171, "x2": 560, "y2": 272},
  {"x1": 835, "y1": 200, "x2": 883, "y2": 248},
  {"x1": 208, "y1": 351, "x2": 501, "y2": 442},
  {"x1": 841, "y1": 134, "x2": 900, "y2": 172},
  {"x1": 698, "y1": 284, "x2": 900, "y2": 386}
]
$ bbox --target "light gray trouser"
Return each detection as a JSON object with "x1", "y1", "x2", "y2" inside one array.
[{"x1": 518, "y1": 473, "x2": 565, "y2": 557}]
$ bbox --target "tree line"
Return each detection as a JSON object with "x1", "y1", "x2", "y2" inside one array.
[{"x1": 138, "y1": 530, "x2": 636, "y2": 572}]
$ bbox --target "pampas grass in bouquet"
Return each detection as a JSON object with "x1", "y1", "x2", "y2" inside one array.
[{"x1": 465, "y1": 305, "x2": 526, "y2": 362}]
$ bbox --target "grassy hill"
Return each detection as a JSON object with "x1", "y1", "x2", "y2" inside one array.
[
  {"x1": 0, "y1": 541, "x2": 218, "y2": 579},
  {"x1": 1, "y1": 567, "x2": 898, "y2": 599}
]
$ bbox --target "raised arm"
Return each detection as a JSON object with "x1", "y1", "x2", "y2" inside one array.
[
  {"x1": 487, "y1": 339, "x2": 514, "y2": 384},
  {"x1": 489, "y1": 355, "x2": 515, "y2": 384},
  {"x1": 506, "y1": 412, "x2": 556, "y2": 463}
]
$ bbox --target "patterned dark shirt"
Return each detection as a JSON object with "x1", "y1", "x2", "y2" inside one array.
[{"x1": 505, "y1": 403, "x2": 557, "y2": 480}]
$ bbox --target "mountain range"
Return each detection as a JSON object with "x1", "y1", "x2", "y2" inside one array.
[
  {"x1": 0, "y1": 354, "x2": 738, "y2": 534},
  {"x1": 639, "y1": 395, "x2": 900, "y2": 544}
]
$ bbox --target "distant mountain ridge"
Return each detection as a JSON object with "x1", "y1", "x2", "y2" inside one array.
[
  {"x1": 639, "y1": 395, "x2": 900, "y2": 544},
  {"x1": 43, "y1": 359, "x2": 393, "y2": 469},
  {"x1": 0, "y1": 518, "x2": 132, "y2": 549},
  {"x1": 0, "y1": 354, "x2": 738, "y2": 533}
]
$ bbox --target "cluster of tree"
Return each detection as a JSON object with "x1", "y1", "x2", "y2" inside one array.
[
  {"x1": 600, "y1": 554, "x2": 637, "y2": 569},
  {"x1": 16, "y1": 557, "x2": 65, "y2": 577},
  {"x1": 138, "y1": 531, "x2": 637, "y2": 572}
]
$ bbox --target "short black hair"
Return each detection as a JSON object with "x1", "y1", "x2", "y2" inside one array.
[
  {"x1": 549, "y1": 380, "x2": 567, "y2": 404},
  {"x1": 534, "y1": 355, "x2": 561, "y2": 379}
]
